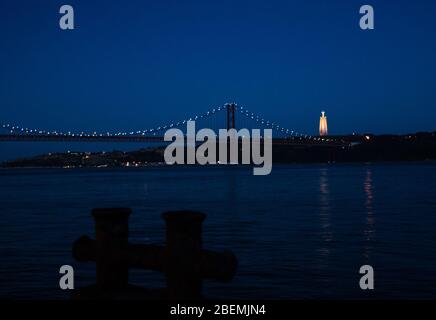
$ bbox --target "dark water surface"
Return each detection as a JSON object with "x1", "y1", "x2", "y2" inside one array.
[{"x1": 1, "y1": 163, "x2": 436, "y2": 299}]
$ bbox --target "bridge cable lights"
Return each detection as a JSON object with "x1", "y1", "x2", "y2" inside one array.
[{"x1": 1, "y1": 103, "x2": 336, "y2": 144}]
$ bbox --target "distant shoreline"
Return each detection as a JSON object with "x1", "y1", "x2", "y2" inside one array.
[
  {"x1": 2, "y1": 132, "x2": 436, "y2": 168},
  {"x1": 2, "y1": 160, "x2": 436, "y2": 170}
]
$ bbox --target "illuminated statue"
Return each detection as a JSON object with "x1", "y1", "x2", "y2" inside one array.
[{"x1": 319, "y1": 111, "x2": 328, "y2": 136}]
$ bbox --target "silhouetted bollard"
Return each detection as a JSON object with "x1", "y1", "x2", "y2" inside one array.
[
  {"x1": 73, "y1": 208, "x2": 238, "y2": 299},
  {"x1": 162, "y1": 211, "x2": 205, "y2": 299},
  {"x1": 91, "y1": 208, "x2": 131, "y2": 289}
]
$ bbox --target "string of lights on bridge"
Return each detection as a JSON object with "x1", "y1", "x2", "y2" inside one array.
[
  {"x1": 236, "y1": 105, "x2": 334, "y2": 142},
  {"x1": 1, "y1": 104, "x2": 335, "y2": 142}
]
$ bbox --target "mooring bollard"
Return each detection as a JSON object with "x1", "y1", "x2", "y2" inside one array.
[
  {"x1": 162, "y1": 211, "x2": 205, "y2": 299},
  {"x1": 91, "y1": 207, "x2": 131, "y2": 290},
  {"x1": 73, "y1": 208, "x2": 238, "y2": 299}
]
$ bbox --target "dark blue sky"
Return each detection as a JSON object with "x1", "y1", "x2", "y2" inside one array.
[{"x1": 1, "y1": 0, "x2": 436, "y2": 143}]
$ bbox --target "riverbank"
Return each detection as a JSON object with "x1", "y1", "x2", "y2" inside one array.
[{"x1": 2, "y1": 132, "x2": 436, "y2": 168}]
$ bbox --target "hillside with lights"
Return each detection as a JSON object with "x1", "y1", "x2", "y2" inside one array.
[{"x1": 2, "y1": 132, "x2": 436, "y2": 168}]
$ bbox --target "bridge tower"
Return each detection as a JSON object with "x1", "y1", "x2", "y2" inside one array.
[{"x1": 226, "y1": 103, "x2": 236, "y2": 130}]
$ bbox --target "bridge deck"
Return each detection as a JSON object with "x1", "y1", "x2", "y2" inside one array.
[{"x1": 0, "y1": 134, "x2": 347, "y2": 147}]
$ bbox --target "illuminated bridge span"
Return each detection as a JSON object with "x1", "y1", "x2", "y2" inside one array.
[{"x1": 0, "y1": 103, "x2": 346, "y2": 146}]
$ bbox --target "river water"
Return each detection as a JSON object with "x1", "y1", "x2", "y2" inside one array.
[{"x1": 1, "y1": 163, "x2": 435, "y2": 299}]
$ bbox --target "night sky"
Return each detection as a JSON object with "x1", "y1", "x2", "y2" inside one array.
[{"x1": 1, "y1": 0, "x2": 436, "y2": 158}]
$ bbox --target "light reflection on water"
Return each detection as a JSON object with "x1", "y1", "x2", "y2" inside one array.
[
  {"x1": 318, "y1": 168, "x2": 332, "y2": 257},
  {"x1": 364, "y1": 168, "x2": 375, "y2": 260}
]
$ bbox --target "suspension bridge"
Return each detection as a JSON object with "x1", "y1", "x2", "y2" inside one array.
[{"x1": 0, "y1": 103, "x2": 347, "y2": 147}]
